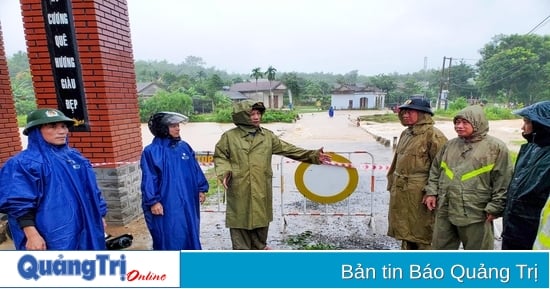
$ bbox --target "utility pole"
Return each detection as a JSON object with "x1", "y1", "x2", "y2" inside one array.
[
  {"x1": 437, "y1": 56, "x2": 452, "y2": 110},
  {"x1": 445, "y1": 57, "x2": 453, "y2": 110},
  {"x1": 437, "y1": 57, "x2": 446, "y2": 110}
]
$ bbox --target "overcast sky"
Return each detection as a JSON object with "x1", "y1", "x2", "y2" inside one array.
[{"x1": 1, "y1": 0, "x2": 549, "y2": 76}]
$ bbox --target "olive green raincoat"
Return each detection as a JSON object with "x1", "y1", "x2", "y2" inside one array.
[
  {"x1": 387, "y1": 112, "x2": 448, "y2": 245},
  {"x1": 425, "y1": 105, "x2": 512, "y2": 228},
  {"x1": 214, "y1": 101, "x2": 322, "y2": 229}
]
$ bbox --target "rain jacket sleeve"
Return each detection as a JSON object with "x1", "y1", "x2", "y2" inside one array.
[
  {"x1": 191, "y1": 149, "x2": 209, "y2": 193},
  {"x1": 484, "y1": 139, "x2": 512, "y2": 216},
  {"x1": 273, "y1": 138, "x2": 321, "y2": 164},
  {"x1": 0, "y1": 154, "x2": 42, "y2": 222},
  {"x1": 424, "y1": 142, "x2": 448, "y2": 197},
  {"x1": 213, "y1": 132, "x2": 232, "y2": 182},
  {"x1": 82, "y1": 156, "x2": 108, "y2": 218},
  {"x1": 214, "y1": 129, "x2": 321, "y2": 181},
  {"x1": 140, "y1": 146, "x2": 162, "y2": 207}
]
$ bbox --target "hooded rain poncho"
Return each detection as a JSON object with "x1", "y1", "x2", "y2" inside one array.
[
  {"x1": 141, "y1": 136, "x2": 209, "y2": 250},
  {"x1": 214, "y1": 101, "x2": 322, "y2": 230},
  {"x1": 425, "y1": 105, "x2": 512, "y2": 226},
  {"x1": 0, "y1": 128, "x2": 107, "y2": 250}
]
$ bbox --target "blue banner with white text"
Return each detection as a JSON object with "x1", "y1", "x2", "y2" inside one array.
[{"x1": 180, "y1": 251, "x2": 549, "y2": 288}]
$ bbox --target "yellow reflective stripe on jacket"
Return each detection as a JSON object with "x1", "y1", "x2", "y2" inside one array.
[
  {"x1": 441, "y1": 162, "x2": 454, "y2": 180},
  {"x1": 440, "y1": 162, "x2": 494, "y2": 181},
  {"x1": 534, "y1": 231, "x2": 550, "y2": 249},
  {"x1": 461, "y1": 164, "x2": 495, "y2": 181},
  {"x1": 534, "y1": 202, "x2": 550, "y2": 249}
]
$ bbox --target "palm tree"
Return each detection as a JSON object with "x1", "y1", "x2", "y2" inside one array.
[
  {"x1": 265, "y1": 66, "x2": 277, "y2": 108},
  {"x1": 250, "y1": 67, "x2": 264, "y2": 101}
]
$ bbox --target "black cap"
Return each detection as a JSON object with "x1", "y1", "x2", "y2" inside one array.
[{"x1": 398, "y1": 98, "x2": 433, "y2": 116}]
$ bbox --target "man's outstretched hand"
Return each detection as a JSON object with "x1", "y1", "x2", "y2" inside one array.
[{"x1": 318, "y1": 147, "x2": 332, "y2": 164}]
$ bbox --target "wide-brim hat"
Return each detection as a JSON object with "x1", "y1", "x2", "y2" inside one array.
[
  {"x1": 23, "y1": 108, "x2": 74, "y2": 135},
  {"x1": 398, "y1": 98, "x2": 433, "y2": 116}
]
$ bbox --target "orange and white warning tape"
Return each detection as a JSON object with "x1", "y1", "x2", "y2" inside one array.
[
  {"x1": 286, "y1": 212, "x2": 372, "y2": 216},
  {"x1": 323, "y1": 161, "x2": 355, "y2": 168},
  {"x1": 91, "y1": 160, "x2": 389, "y2": 170},
  {"x1": 92, "y1": 161, "x2": 216, "y2": 167},
  {"x1": 358, "y1": 163, "x2": 391, "y2": 170},
  {"x1": 283, "y1": 159, "x2": 390, "y2": 170},
  {"x1": 92, "y1": 161, "x2": 138, "y2": 168}
]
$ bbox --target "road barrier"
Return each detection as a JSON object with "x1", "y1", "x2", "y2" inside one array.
[
  {"x1": 278, "y1": 151, "x2": 381, "y2": 233},
  {"x1": 195, "y1": 150, "x2": 392, "y2": 236}
]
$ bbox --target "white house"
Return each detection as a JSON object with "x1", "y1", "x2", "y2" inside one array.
[{"x1": 331, "y1": 84, "x2": 386, "y2": 110}]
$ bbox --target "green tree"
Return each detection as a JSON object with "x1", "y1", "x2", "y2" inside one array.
[
  {"x1": 343, "y1": 70, "x2": 358, "y2": 85},
  {"x1": 196, "y1": 70, "x2": 206, "y2": 82},
  {"x1": 11, "y1": 71, "x2": 36, "y2": 115},
  {"x1": 401, "y1": 77, "x2": 423, "y2": 97},
  {"x1": 279, "y1": 72, "x2": 307, "y2": 105},
  {"x1": 370, "y1": 74, "x2": 397, "y2": 104},
  {"x1": 139, "y1": 90, "x2": 193, "y2": 122},
  {"x1": 250, "y1": 67, "x2": 263, "y2": 94},
  {"x1": 478, "y1": 46, "x2": 540, "y2": 104},
  {"x1": 7, "y1": 51, "x2": 30, "y2": 77},
  {"x1": 185, "y1": 56, "x2": 206, "y2": 67},
  {"x1": 204, "y1": 73, "x2": 226, "y2": 111},
  {"x1": 477, "y1": 34, "x2": 550, "y2": 105},
  {"x1": 447, "y1": 62, "x2": 477, "y2": 100},
  {"x1": 265, "y1": 65, "x2": 277, "y2": 106}
]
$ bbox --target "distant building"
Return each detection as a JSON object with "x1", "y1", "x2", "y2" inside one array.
[
  {"x1": 136, "y1": 82, "x2": 162, "y2": 98},
  {"x1": 219, "y1": 90, "x2": 248, "y2": 102},
  {"x1": 331, "y1": 84, "x2": 386, "y2": 110},
  {"x1": 192, "y1": 98, "x2": 213, "y2": 114},
  {"x1": 228, "y1": 80, "x2": 287, "y2": 109}
]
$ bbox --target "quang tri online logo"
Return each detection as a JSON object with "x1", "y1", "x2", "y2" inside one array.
[
  {"x1": 17, "y1": 253, "x2": 169, "y2": 282},
  {"x1": 18, "y1": 254, "x2": 128, "y2": 281}
]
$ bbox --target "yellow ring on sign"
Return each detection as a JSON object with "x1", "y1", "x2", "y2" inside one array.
[{"x1": 294, "y1": 152, "x2": 358, "y2": 204}]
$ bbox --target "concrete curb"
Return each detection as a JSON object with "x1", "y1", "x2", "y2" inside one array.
[{"x1": 356, "y1": 122, "x2": 397, "y2": 148}]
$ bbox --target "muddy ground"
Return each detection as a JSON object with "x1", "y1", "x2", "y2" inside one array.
[{"x1": 0, "y1": 110, "x2": 524, "y2": 250}]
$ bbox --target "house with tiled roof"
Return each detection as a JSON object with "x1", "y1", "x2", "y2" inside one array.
[
  {"x1": 136, "y1": 82, "x2": 162, "y2": 98},
  {"x1": 219, "y1": 90, "x2": 248, "y2": 102},
  {"x1": 229, "y1": 80, "x2": 287, "y2": 109},
  {"x1": 331, "y1": 84, "x2": 386, "y2": 110}
]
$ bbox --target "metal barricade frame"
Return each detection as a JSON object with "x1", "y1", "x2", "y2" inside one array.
[{"x1": 278, "y1": 151, "x2": 378, "y2": 233}]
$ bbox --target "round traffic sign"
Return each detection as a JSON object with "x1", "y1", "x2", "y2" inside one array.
[{"x1": 294, "y1": 153, "x2": 358, "y2": 204}]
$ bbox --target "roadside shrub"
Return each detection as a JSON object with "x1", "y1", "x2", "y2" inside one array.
[
  {"x1": 483, "y1": 105, "x2": 517, "y2": 120},
  {"x1": 434, "y1": 104, "x2": 518, "y2": 121},
  {"x1": 262, "y1": 110, "x2": 299, "y2": 123},
  {"x1": 449, "y1": 97, "x2": 468, "y2": 111}
]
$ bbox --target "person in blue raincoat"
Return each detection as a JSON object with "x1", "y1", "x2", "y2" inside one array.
[
  {"x1": 0, "y1": 108, "x2": 107, "y2": 250},
  {"x1": 328, "y1": 106, "x2": 335, "y2": 118},
  {"x1": 141, "y1": 112, "x2": 209, "y2": 250}
]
